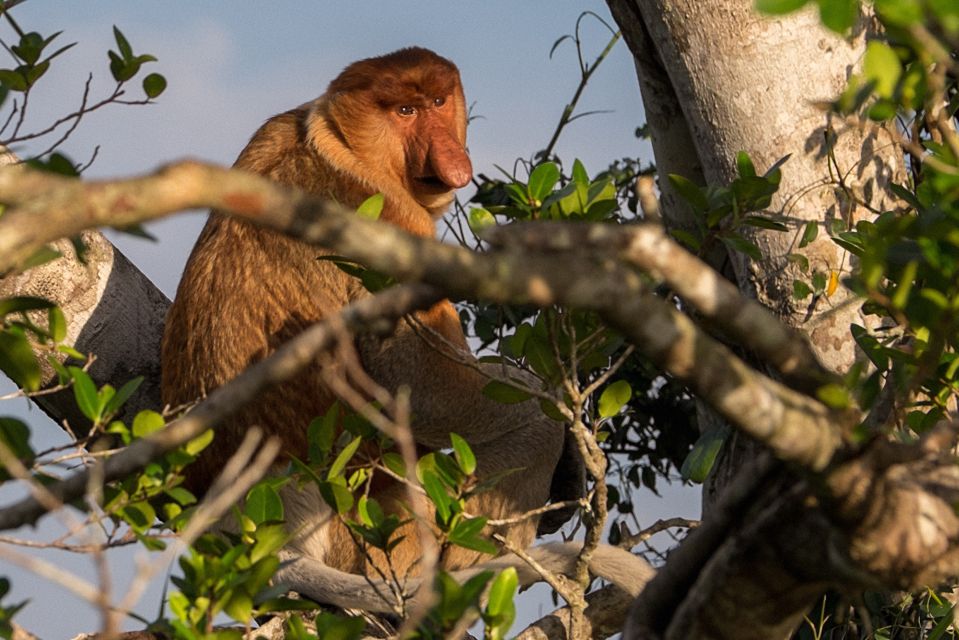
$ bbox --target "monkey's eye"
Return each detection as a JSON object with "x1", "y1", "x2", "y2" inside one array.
[
  {"x1": 433, "y1": 96, "x2": 446, "y2": 108},
  {"x1": 396, "y1": 105, "x2": 416, "y2": 117}
]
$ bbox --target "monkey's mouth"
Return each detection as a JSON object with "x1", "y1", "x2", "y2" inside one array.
[{"x1": 414, "y1": 175, "x2": 451, "y2": 192}]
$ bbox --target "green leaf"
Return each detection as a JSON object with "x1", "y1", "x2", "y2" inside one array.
[
  {"x1": 113, "y1": 25, "x2": 133, "y2": 60},
  {"x1": 0, "y1": 69, "x2": 27, "y2": 92},
  {"x1": 142, "y1": 72, "x2": 166, "y2": 98},
  {"x1": 875, "y1": 0, "x2": 923, "y2": 27},
  {"x1": 527, "y1": 162, "x2": 560, "y2": 203},
  {"x1": 539, "y1": 397, "x2": 567, "y2": 422},
  {"x1": 891, "y1": 260, "x2": 917, "y2": 308},
  {"x1": 670, "y1": 228, "x2": 701, "y2": 251},
  {"x1": 164, "y1": 486, "x2": 197, "y2": 506},
  {"x1": 930, "y1": 0, "x2": 959, "y2": 33},
  {"x1": 382, "y1": 452, "x2": 406, "y2": 477},
  {"x1": 850, "y1": 324, "x2": 889, "y2": 370},
  {"x1": 481, "y1": 380, "x2": 531, "y2": 404},
  {"x1": 420, "y1": 468, "x2": 452, "y2": 524},
  {"x1": 184, "y1": 427, "x2": 213, "y2": 456},
  {"x1": 667, "y1": 174, "x2": 708, "y2": 211},
  {"x1": 313, "y1": 611, "x2": 366, "y2": 640},
  {"x1": 863, "y1": 41, "x2": 901, "y2": 99},
  {"x1": 468, "y1": 207, "x2": 496, "y2": 232},
  {"x1": 736, "y1": 151, "x2": 756, "y2": 178},
  {"x1": 25, "y1": 152, "x2": 79, "y2": 178},
  {"x1": 0, "y1": 329, "x2": 41, "y2": 391},
  {"x1": 327, "y1": 436, "x2": 361, "y2": 480},
  {"x1": 356, "y1": 193, "x2": 384, "y2": 220},
  {"x1": 503, "y1": 182, "x2": 530, "y2": 209},
  {"x1": 224, "y1": 592, "x2": 253, "y2": 623},
  {"x1": 132, "y1": 410, "x2": 165, "y2": 438},
  {"x1": 584, "y1": 197, "x2": 618, "y2": 221},
  {"x1": 318, "y1": 480, "x2": 354, "y2": 514},
  {"x1": 12, "y1": 32, "x2": 44, "y2": 65},
  {"x1": 0, "y1": 416, "x2": 35, "y2": 469},
  {"x1": 429, "y1": 451, "x2": 465, "y2": 489},
  {"x1": 786, "y1": 252, "x2": 810, "y2": 272},
  {"x1": 598, "y1": 380, "x2": 632, "y2": 418},
  {"x1": 816, "y1": 0, "x2": 859, "y2": 33},
  {"x1": 832, "y1": 233, "x2": 864, "y2": 256},
  {"x1": 742, "y1": 215, "x2": 788, "y2": 231},
  {"x1": 357, "y1": 495, "x2": 386, "y2": 527},
  {"x1": 681, "y1": 427, "x2": 727, "y2": 483},
  {"x1": 799, "y1": 221, "x2": 819, "y2": 247},
  {"x1": 866, "y1": 98, "x2": 897, "y2": 121},
  {"x1": 104, "y1": 376, "x2": 143, "y2": 417},
  {"x1": 755, "y1": 0, "x2": 809, "y2": 14},
  {"x1": 449, "y1": 432, "x2": 476, "y2": 475},
  {"x1": 47, "y1": 306, "x2": 66, "y2": 343},
  {"x1": 548, "y1": 182, "x2": 582, "y2": 217},
  {"x1": 449, "y1": 516, "x2": 497, "y2": 554},
  {"x1": 889, "y1": 183, "x2": 921, "y2": 210},
  {"x1": 245, "y1": 483, "x2": 284, "y2": 524},
  {"x1": 48, "y1": 358, "x2": 69, "y2": 386},
  {"x1": 485, "y1": 568, "x2": 518, "y2": 640},
  {"x1": 722, "y1": 234, "x2": 763, "y2": 260},
  {"x1": 120, "y1": 500, "x2": 156, "y2": 532},
  {"x1": 108, "y1": 51, "x2": 139, "y2": 82},
  {"x1": 816, "y1": 383, "x2": 851, "y2": 409},
  {"x1": 571, "y1": 159, "x2": 589, "y2": 186},
  {"x1": 307, "y1": 404, "x2": 339, "y2": 463},
  {"x1": 0, "y1": 296, "x2": 54, "y2": 318},
  {"x1": 24, "y1": 60, "x2": 50, "y2": 87}
]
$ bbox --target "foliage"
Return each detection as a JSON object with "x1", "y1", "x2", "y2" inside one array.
[
  {"x1": 0, "y1": 17, "x2": 166, "y2": 164},
  {"x1": 752, "y1": 0, "x2": 959, "y2": 636},
  {"x1": 166, "y1": 509, "x2": 311, "y2": 638}
]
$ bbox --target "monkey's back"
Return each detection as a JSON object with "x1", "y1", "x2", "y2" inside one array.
[{"x1": 160, "y1": 109, "x2": 367, "y2": 491}]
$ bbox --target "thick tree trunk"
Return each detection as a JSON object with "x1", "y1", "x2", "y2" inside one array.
[
  {"x1": 0, "y1": 233, "x2": 166, "y2": 430},
  {"x1": 608, "y1": 1, "x2": 905, "y2": 638},
  {"x1": 609, "y1": 0, "x2": 901, "y2": 370}
]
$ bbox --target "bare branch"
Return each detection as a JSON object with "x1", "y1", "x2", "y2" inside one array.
[
  {"x1": 0, "y1": 162, "x2": 848, "y2": 474},
  {"x1": 482, "y1": 221, "x2": 836, "y2": 394}
]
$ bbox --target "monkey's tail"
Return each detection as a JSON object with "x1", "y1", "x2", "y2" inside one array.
[{"x1": 275, "y1": 542, "x2": 654, "y2": 614}]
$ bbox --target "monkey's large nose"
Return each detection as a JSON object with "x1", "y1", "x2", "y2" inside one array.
[
  {"x1": 428, "y1": 132, "x2": 473, "y2": 189},
  {"x1": 436, "y1": 153, "x2": 472, "y2": 189}
]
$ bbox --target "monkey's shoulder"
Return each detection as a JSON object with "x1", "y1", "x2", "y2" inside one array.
[{"x1": 234, "y1": 106, "x2": 373, "y2": 211}]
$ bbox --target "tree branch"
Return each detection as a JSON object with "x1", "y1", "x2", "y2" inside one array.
[
  {"x1": 0, "y1": 283, "x2": 442, "y2": 531},
  {"x1": 0, "y1": 162, "x2": 848, "y2": 472}
]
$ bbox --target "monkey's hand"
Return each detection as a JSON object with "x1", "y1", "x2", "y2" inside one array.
[{"x1": 537, "y1": 427, "x2": 586, "y2": 535}]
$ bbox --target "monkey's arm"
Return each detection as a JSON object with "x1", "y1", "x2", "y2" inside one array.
[{"x1": 274, "y1": 542, "x2": 654, "y2": 614}]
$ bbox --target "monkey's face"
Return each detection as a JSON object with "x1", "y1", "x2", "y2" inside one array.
[
  {"x1": 328, "y1": 47, "x2": 472, "y2": 216},
  {"x1": 391, "y1": 92, "x2": 472, "y2": 212}
]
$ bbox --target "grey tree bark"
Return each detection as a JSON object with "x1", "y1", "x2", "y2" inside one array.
[
  {"x1": 0, "y1": 233, "x2": 167, "y2": 430},
  {"x1": 606, "y1": 1, "x2": 905, "y2": 638}
]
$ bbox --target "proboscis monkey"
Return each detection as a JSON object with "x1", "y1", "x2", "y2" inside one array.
[{"x1": 162, "y1": 47, "x2": 645, "y2": 609}]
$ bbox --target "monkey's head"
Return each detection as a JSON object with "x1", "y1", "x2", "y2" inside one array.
[{"x1": 325, "y1": 47, "x2": 472, "y2": 216}]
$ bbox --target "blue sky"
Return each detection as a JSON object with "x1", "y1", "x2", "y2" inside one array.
[
  {"x1": 12, "y1": 1, "x2": 651, "y2": 296},
  {"x1": 0, "y1": 2, "x2": 696, "y2": 637}
]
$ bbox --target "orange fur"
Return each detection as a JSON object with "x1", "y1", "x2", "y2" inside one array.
[{"x1": 161, "y1": 48, "x2": 572, "y2": 582}]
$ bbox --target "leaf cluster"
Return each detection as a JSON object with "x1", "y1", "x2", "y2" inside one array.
[{"x1": 668, "y1": 151, "x2": 787, "y2": 260}]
